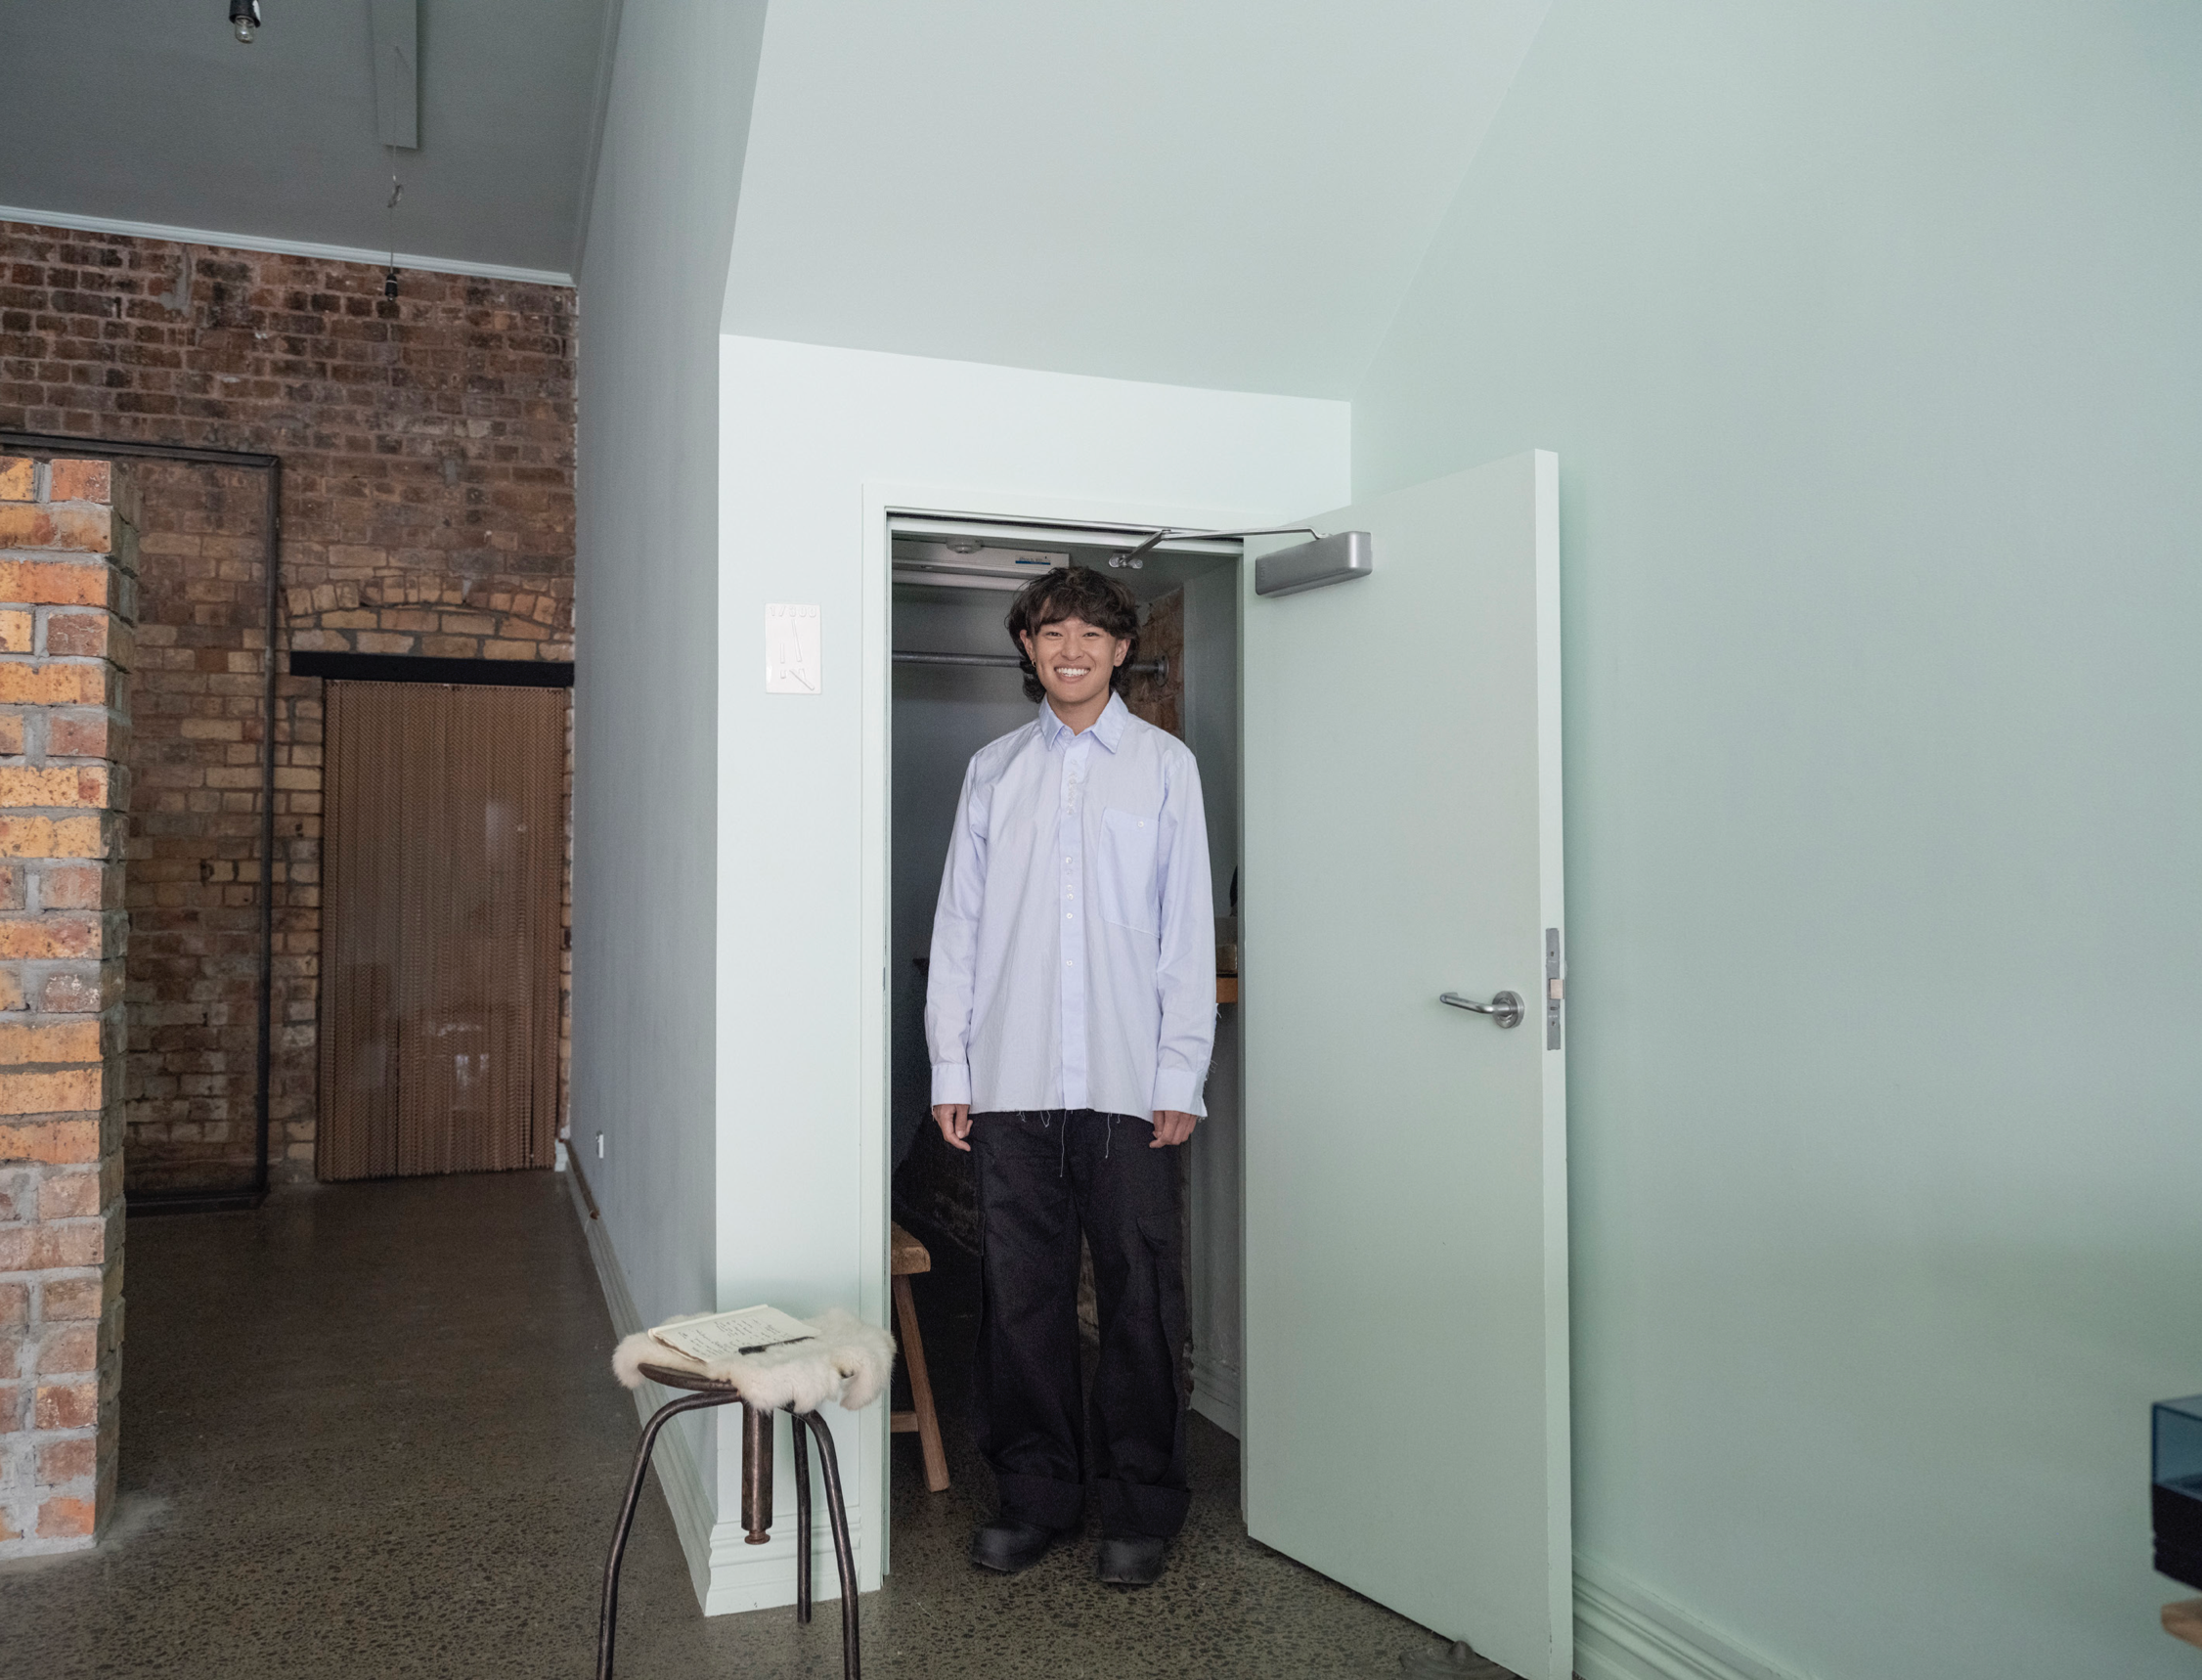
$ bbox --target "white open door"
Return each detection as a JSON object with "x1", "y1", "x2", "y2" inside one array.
[{"x1": 1243, "y1": 451, "x2": 1569, "y2": 1679}]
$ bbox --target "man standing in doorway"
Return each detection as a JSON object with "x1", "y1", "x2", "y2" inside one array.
[{"x1": 926, "y1": 563, "x2": 1214, "y2": 1588}]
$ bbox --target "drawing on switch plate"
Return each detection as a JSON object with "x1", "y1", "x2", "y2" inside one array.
[{"x1": 766, "y1": 602, "x2": 820, "y2": 693}]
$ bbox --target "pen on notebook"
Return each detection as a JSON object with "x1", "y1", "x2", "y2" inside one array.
[{"x1": 738, "y1": 1336, "x2": 816, "y2": 1354}]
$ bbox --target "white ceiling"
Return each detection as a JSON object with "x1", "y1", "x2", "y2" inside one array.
[
  {"x1": 724, "y1": 1, "x2": 1551, "y2": 398},
  {"x1": 0, "y1": 0, "x2": 611, "y2": 280}
]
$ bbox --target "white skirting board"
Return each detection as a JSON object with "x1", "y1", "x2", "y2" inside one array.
[
  {"x1": 706, "y1": 1505, "x2": 867, "y2": 1615},
  {"x1": 564, "y1": 1167, "x2": 718, "y2": 1613},
  {"x1": 1573, "y1": 1557, "x2": 1814, "y2": 1680}
]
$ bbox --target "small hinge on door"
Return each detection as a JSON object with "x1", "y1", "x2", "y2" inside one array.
[{"x1": 1545, "y1": 927, "x2": 1563, "y2": 1050}]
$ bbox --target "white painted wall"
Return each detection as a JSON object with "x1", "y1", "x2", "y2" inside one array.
[
  {"x1": 724, "y1": 0, "x2": 1550, "y2": 396},
  {"x1": 716, "y1": 333, "x2": 1347, "y2": 1609},
  {"x1": 572, "y1": 0, "x2": 767, "y2": 1608},
  {"x1": 1351, "y1": 3, "x2": 2202, "y2": 1676}
]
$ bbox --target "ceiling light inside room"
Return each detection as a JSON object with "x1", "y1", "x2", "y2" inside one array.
[{"x1": 229, "y1": 0, "x2": 260, "y2": 44}]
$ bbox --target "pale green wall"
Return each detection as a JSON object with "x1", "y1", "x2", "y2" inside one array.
[
  {"x1": 715, "y1": 333, "x2": 1347, "y2": 1608},
  {"x1": 575, "y1": 0, "x2": 768, "y2": 1593},
  {"x1": 1352, "y1": 3, "x2": 2202, "y2": 1676}
]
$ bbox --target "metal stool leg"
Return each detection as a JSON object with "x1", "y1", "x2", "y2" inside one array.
[
  {"x1": 597, "y1": 1391, "x2": 733, "y2": 1680},
  {"x1": 800, "y1": 1409, "x2": 862, "y2": 1680},
  {"x1": 790, "y1": 1406, "x2": 813, "y2": 1623}
]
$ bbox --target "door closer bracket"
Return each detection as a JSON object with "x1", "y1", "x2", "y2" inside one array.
[{"x1": 1108, "y1": 522, "x2": 1376, "y2": 596}]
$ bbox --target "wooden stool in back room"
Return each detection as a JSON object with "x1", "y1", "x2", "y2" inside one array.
[{"x1": 891, "y1": 1221, "x2": 950, "y2": 1492}]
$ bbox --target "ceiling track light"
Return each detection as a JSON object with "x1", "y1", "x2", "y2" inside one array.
[{"x1": 229, "y1": 0, "x2": 260, "y2": 44}]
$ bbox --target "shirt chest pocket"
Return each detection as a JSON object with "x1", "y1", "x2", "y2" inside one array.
[{"x1": 1095, "y1": 806, "x2": 1161, "y2": 936}]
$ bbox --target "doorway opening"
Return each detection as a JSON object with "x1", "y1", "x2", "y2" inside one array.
[
  {"x1": 318, "y1": 679, "x2": 567, "y2": 1180},
  {"x1": 884, "y1": 512, "x2": 1249, "y2": 1541}
]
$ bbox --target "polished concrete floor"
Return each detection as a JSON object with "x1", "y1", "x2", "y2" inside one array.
[{"x1": 0, "y1": 1172, "x2": 1513, "y2": 1679}]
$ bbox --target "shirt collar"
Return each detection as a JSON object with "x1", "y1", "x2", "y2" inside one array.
[{"x1": 1039, "y1": 690, "x2": 1130, "y2": 753}]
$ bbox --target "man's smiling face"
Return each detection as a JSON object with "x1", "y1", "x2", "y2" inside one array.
[{"x1": 1021, "y1": 614, "x2": 1128, "y2": 713}]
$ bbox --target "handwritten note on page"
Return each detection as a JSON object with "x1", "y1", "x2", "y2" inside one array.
[{"x1": 648, "y1": 1304, "x2": 817, "y2": 1364}]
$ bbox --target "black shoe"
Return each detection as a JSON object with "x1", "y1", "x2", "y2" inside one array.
[
  {"x1": 1096, "y1": 1534, "x2": 1167, "y2": 1588},
  {"x1": 969, "y1": 1520, "x2": 1063, "y2": 1574}
]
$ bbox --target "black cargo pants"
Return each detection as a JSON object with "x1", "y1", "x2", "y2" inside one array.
[{"x1": 969, "y1": 1108, "x2": 1190, "y2": 1539}]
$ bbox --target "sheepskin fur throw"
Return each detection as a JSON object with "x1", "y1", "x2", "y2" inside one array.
[{"x1": 612, "y1": 1308, "x2": 896, "y2": 1415}]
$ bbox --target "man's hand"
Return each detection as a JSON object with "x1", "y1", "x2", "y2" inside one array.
[
  {"x1": 1151, "y1": 1109, "x2": 1199, "y2": 1147},
  {"x1": 933, "y1": 1103, "x2": 973, "y2": 1153}
]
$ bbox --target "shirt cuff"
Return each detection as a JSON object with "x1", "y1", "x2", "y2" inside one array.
[
  {"x1": 931, "y1": 1063, "x2": 972, "y2": 1106},
  {"x1": 1150, "y1": 1067, "x2": 1205, "y2": 1116}
]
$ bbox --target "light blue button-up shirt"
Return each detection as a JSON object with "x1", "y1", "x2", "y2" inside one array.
[{"x1": 926, "y1": 692, "x2": 1215, "y2": 1119}]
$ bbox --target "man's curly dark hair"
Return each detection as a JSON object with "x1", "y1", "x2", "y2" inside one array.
[{"x1": 1004, "y1": 564, "x2": 1140, "y2": 704}]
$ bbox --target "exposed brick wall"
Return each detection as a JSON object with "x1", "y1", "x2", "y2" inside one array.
[
  {"x1": 0, "y1": 456, "x2": 131, "y2": 1557},
  {"x1": 0, "y1": 220, "x2": 575, "y2": 1190},
  {"x1": 125, "y1": 460, "x2": 279, "y2": 1191},
  {"x1": 290, "y1": 577, "x2": 571, "y2": 662}
]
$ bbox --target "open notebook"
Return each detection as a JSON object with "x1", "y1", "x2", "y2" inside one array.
[{"x1": 647, "y1": 1304, "x2": 818, "y2": 1365}]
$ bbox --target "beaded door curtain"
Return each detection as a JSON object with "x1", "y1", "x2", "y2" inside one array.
[{"x1": 318, "y1": 681, "x2": 563, "y2": 1180}]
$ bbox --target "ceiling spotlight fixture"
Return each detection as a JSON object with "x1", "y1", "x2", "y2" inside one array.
[{"x1": 229, "y1": 0, "x2": 260, "y2": 44}]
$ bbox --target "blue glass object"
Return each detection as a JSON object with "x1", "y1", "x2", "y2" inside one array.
[{"x1": 2153, "y1": 1395, "x2": 2202, "y2": 1589}]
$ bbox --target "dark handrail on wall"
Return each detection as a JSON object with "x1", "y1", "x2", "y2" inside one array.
[{"x1": 0, "y1": 429, "x2": 282, "y2": 1213}]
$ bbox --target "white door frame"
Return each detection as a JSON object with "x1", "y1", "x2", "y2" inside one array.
[{"x1": 859, "y1": 480, "x2": 1290, "y2": 1575}]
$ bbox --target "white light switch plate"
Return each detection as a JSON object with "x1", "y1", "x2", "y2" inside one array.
[{"x1": 765, "y1": 602, "x2": 820, "y2": 693}]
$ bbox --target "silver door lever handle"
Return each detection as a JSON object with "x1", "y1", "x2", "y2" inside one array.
[{"x1": 1439, "y1": 991, "x2": 1524, "y2": 1029}]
